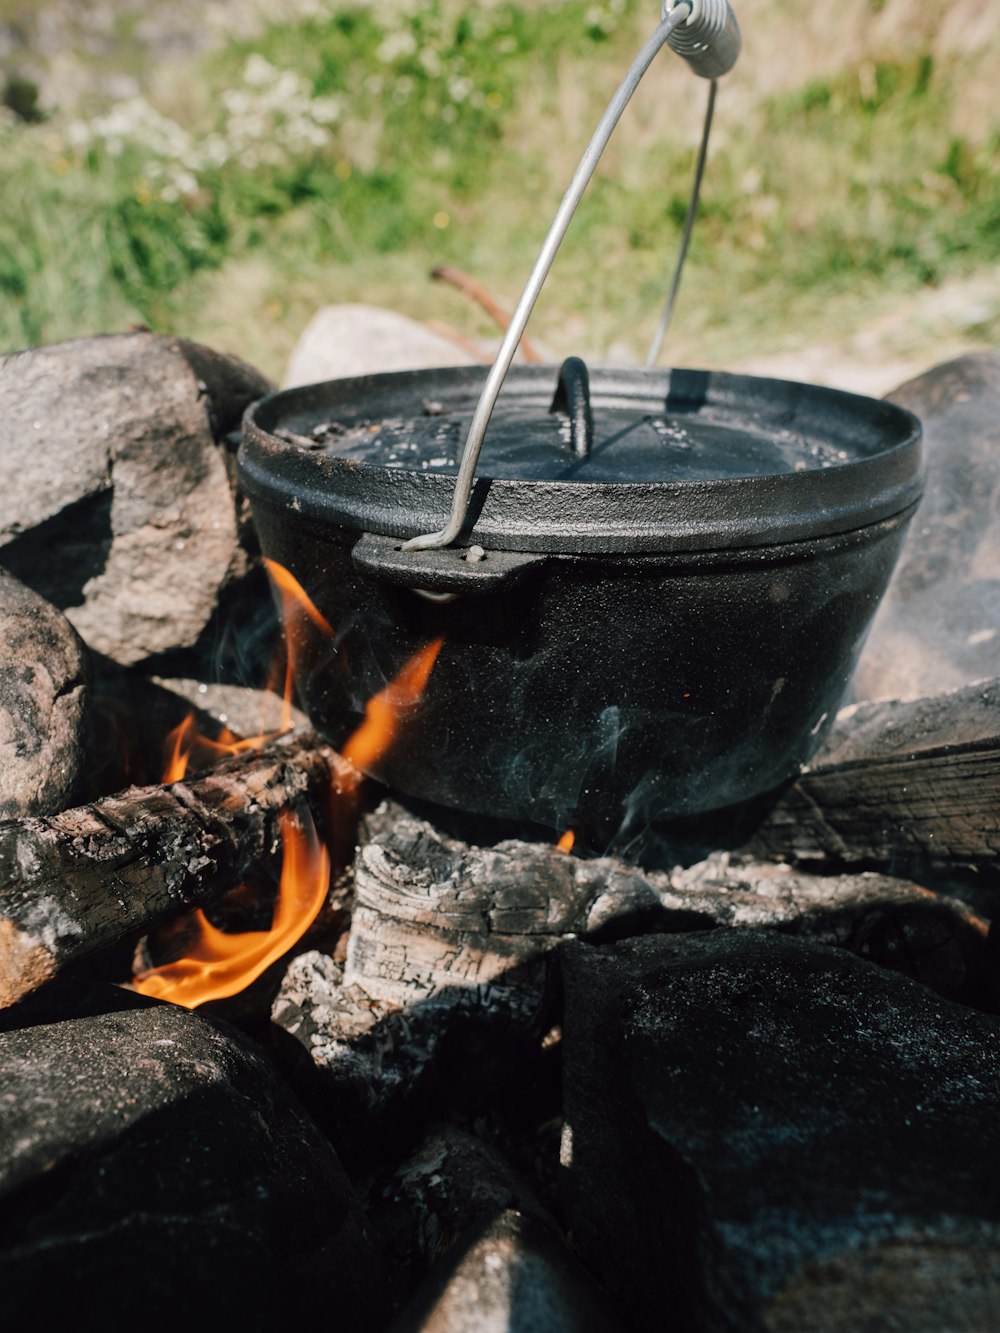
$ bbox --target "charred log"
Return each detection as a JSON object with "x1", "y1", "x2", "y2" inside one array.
[
  {"x1": 747, "y1": 677, "x2": 1000, "y2": 873},
  {"x1": 0, "y1": 735, "x2": 353, "y2": 1009},
  {"x1": 271, "y1": 798, "x2": 990, "y2": 1158}
]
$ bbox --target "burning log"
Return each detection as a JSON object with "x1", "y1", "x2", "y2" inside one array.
[
  {"x1": 746, "y1": 677, "x2": 1000, "y2": 873},
  {"x1": 0, "y1": 734, "x2": 352, "y2": 1010},
  {"x1": 2, "y1": 669, "x2": 994, "y2": 1012}
]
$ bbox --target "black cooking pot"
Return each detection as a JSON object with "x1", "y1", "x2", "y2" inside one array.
[{"x1": 239, "y1": 360, "x2": 921, "y2": 845}]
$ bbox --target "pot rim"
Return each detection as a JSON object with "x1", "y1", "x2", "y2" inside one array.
[{"x1": 239, "y1": 365, "x2": 923, "y2": 555}]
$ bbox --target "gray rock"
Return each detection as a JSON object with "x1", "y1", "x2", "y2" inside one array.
[
  {"x1": 0, "y1": 981, "x2": 388, "y2": 1330},
  {"x1": 0, "y1": 332, "x2": 271, "y2": 665},
  {"x1": 560, "y1": 931, "x2": 1000, "y2": 1332},
  {"x1": 854, "y1": 351, "x2": 1000, "y2": 701},
  {"x1": 151, "y1": 675, "x2": 309, "y2": 737},
  {"x1": 283, "y1": 305, "x2": 475, "y2": 387},
  {"x1": 0, "y1": 567, "x2": 89, "y2": 816}
]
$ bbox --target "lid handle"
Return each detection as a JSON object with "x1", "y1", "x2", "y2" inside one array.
[
  {"x1": 550, "y1": 357, "x2": 593, "y2": 458},
  {"x1": 402, "y1": 1, "x2": 702, "y2": 554}
]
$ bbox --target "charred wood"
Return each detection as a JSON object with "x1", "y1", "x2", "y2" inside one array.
[
  {"x1": 747, "y1": 677, "x2": 1000, "y2": 873},
  {"x1": 349, "y1": 801, "x2": 989, "y2": 1011},
  {"x1": 271, "y1": 800, "x2": 990, "y2": 1158},
  {"x1": 0, "y1": 735, "x2": 352, "y2": 1009}
]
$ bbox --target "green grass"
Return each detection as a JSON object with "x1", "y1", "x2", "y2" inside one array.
[{"x1": 1, "y1": 0, "x2": 998, "y2": 378}]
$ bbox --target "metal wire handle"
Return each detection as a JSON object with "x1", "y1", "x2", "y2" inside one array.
[{"x1": 404, "y1": 0, "x2": 739, "y2": 554}]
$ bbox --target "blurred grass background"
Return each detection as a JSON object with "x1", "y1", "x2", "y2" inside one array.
[{"x1": 0, "y1": 0, "x2": 997, "y2": 383}]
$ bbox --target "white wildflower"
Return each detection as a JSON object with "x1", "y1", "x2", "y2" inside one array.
[
  {"x1": 222, "y1": 89, "x2": 253, "y2": 116},
  {"x1": 243, "y1": 54, "x2": 278, "y2": 88},
  {"x1": 65, "y1": 120, "x2": 91, "y2": 148},
  {"x1": 376, "y1": 30, "x2": 418, "y2": 63},
  {"x1": 174, "y1": 171, "x2": 199, "y2": 197},
  {"x1": 311, "y1": 97, "x2": 341, "y2": 125},
  {"x1": 419, "y1": 48, "x2": 442, "y2": 76}
]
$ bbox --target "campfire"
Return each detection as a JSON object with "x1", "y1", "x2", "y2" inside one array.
[{"x1": 1, "y1": 328, "x2": 998, "y2": 1332}]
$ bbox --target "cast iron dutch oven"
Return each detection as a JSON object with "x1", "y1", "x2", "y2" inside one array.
[{"x1": 239, "y1": 358, "x2": 921, "y2": 845}]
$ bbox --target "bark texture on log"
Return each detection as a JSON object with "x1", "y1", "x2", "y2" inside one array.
[
  {"x1": 0, "y1": 734, "x2": 351, "y2": 1008},
  {"x1": 748, "y1": 677, "x2": 1000, "y2": 871}
]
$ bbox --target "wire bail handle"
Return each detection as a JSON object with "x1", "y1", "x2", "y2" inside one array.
[{"x1": 402, "y1": 0, "x2": 740, "y2": 555}]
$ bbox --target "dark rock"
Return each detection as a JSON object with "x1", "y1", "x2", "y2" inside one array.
[
  {"x1": 854, "y1": 351, "x2": 1000, "y2": 701},
  {"x1": 0, "y1": 332, "x2": 271, "y2": 665},
  {"x1": 0, "y1": 981, "x2": 388, "y2": 1330},
  {"x1": 390, "y1": 1212, "x2": 623, "y2": 1333},
  {"x1": 0, "y1": 567, "x2": 89, "y2": 816},
  {"x1": 560, "y1": 931, "x2": 1000, "y2": 1332}
]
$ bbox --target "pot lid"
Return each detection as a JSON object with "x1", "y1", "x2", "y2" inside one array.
[{"x1": 239, "y1": 363, "x2": 922, "y2": 555}]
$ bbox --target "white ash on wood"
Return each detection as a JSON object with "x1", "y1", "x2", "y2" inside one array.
[
  {"x1": 270, "y1": 797, "x2": 989, "y2": 1156},
  {"x1": 349, "y1": 801, "x2": 988, "y2": 1010}
]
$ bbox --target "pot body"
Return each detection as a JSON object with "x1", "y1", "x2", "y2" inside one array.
[{"x1": 247, "y1": 501, "x2": 915, "y2": 844}]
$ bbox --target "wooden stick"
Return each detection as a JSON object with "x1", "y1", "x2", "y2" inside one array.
[
  {"x1": 0, "y1": 734, "x2": 354, "y2": 1009},
  {"x1": 746, "y1": 678, "x2": 1000, "y2": 872},
  {"x1": 430, "y1": 264, "x2": 544, "y2": 363}
]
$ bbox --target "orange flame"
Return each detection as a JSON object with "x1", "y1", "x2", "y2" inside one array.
[
  {"x1": 342, "y1": 638, "x2": 444, "y2": 775},
  {"x1": 132, "y1": 809, "x2": 329, "y2": 1006},
  {"x1": 263, "y1": 557, "x2": 334, "y2": 730},
  {"x1": 161, "y1": 712, "x2": 278, "y2": 784},
  {"x1": 556, "y1": 829, "x2": 575, "y2": 854},
  {"x1": 134, "y1": 557, "x2": 444, "y2": 1009},
  {"x1": 162, "y1": 713, "x2": 197, "y2": 782}
]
